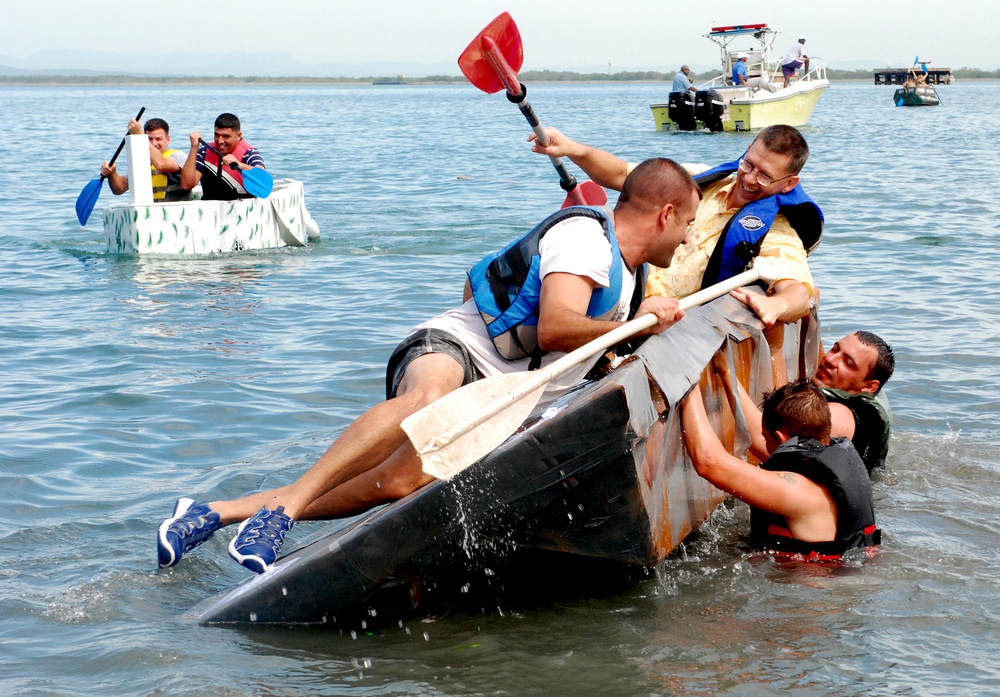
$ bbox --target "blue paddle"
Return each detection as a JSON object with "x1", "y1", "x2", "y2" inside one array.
[
  {"x1": 199, "y1": 139, "x2": 274, "y2": 198},
  {"x1": 75, "y1": 107, "x2": 145, "y2": 225}
]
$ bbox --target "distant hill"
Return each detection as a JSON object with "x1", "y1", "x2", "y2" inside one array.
[{"x1": 0, "y1": 49, "x2": 459, "y2": 79}]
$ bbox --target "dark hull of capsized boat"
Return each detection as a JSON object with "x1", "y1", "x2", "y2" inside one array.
[{"x1": 189, "y1": 292, "x2": 819, "y2": 627}]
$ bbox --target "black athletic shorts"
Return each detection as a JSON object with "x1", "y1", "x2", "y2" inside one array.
[{"x1": 384, "y1": 328, "x2": 483, "y2": 399}]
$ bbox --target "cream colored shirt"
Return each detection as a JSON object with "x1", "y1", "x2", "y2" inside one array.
[{"x1": 640, "y1": 164, "x2": 814, "y2": 299}]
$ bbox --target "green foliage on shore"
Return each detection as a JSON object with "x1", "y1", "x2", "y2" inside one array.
[{"x1": 2, "y1": 67, "x2": 997, "y2": 85}]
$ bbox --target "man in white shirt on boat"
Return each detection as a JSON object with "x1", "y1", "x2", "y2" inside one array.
[
  {"x1": 781, "y1": 36, "x2": 810, "y2": 88},
  {"x1": 672, "y1": 65, "x2": 697, "y2": 94},
  {"x1": 101, "y1": 117, "x2": 192, "y2": 202},
  {"x1": 155, "y1": 158, "x2": 701, "y2": 574}
]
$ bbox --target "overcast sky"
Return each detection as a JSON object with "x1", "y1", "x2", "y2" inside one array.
[{"x1": 4, "y1": 0, "x2": 994, "y2": 70}]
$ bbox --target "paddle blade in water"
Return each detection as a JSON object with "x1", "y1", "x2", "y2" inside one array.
[
  {"x1": 75, "y1": 177, "x2": 104, "y2": 226},
  {"x1": 402, "y1": 371, "x2": 546, "y2": 480},
  {"x1": 458, "y1": 12, "x2": 523, "y2": 94},
  {"x1": 241, "y1": 167, "x2": 274, "y2": 198}
]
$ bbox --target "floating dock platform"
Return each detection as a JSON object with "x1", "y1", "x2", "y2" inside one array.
[{"x1": 874, "y1": 67, "x2": 952, "y2": 85}]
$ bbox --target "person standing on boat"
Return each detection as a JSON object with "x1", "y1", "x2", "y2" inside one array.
[
  {"x1": 155, "y1": 158, "x2": 701, "y2": 573},
  {"x1": 179, "y1": 113, "x2": 265, "y2": 201},
  {"x1": 101, "y1": 117, "x2": 192, "y2": 202},
  {"x1": 681, "y1": 379, "x2": 880, "y2": 560},
  {"x1": 672, "y1": 65, "x2": 697, "y2": 94},
  {"x1": 780, "y1": 36, "x2": 810, "y2": 88},
  {"x1": 716, "y1": 330, "x2": 895, "y2": 474}
]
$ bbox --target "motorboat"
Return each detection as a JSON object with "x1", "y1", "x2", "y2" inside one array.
[{"x1": 650, "y1": 23, "x2": 829, "y2": 132}]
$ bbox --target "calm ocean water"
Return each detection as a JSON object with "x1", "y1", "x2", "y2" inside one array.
[{"x1": 1, "y1": 80, "x2": 999, "y2": 696}]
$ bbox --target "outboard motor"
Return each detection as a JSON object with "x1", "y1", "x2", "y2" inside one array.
[
  {"x1": 694, "y1": 89, "x2": 726, "y2": 132},
  {"x1": 667, "y1": 91, "x2": 697, "y2": 131}
]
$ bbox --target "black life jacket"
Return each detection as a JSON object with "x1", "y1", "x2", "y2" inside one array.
[
  {"x1": 820, "y1": 388, "x2": 892, "y2": 473},
  {"x1": 750, "y1": 437, "x2": 880, "y2": 559}
]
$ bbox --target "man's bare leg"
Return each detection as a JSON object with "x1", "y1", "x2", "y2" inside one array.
[
  {"x1": 214, "y1": 352, "x2": 465, "y2": 522},
  {"x1": 158, "y1": 352, "x2": 466, "y2": 568}
]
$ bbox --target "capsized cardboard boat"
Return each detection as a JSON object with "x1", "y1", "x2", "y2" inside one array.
[{"x1": 190, "y1": 291, "x2": 819, "y2": 626}]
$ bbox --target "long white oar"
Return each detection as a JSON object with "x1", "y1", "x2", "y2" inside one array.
[{"x1": 402, "y1": 268, "x2": 765, "y2": 480}]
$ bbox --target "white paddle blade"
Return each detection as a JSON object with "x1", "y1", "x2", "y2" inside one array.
[
  {"x1": 402, "y1": 372, "x2": 546, "y2": 480},
  {"x1": 402, "y1": 268, "x2": 765, "y2": 480}
]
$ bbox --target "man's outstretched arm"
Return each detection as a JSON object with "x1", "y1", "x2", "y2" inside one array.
[{"x1": 528, "y1": 128, "x2": 631, "y2": 192}]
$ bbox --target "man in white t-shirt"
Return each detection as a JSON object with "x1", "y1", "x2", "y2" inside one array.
[
  {"x1": 780, "y1": 37, "x2": 810, "y2": 88},
  {"x1": 156, "y1": 158, "x2": 702, "y2": 573}
]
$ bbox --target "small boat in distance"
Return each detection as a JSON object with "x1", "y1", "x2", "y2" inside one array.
[
  {"x1": 650, "y1": 23, "x2": 829, "y2": 132},
  {"x1": 878, "y1": 59, "x2": 949, "y2": 107},
  {"x1": 649, "y1": 24, "x2": 830, "y2": 131},
  {"x1": 894, "y1": 84, "x2": 940, "y2": 107},
  {"x1": 100, "y1": 134, "x2": 320, "y2": 255}
]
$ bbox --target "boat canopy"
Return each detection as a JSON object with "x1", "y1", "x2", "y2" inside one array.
[{"x1": 708, "y1": 23, "x2": 769, "y2": 36}]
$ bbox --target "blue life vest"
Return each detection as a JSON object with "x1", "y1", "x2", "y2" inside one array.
[
  {"x1": 468, "y1": 206, "x2": 635, "y2": 364},
  {"x1": 693, "y1": 158, "x2": 824, "y2": 289}
]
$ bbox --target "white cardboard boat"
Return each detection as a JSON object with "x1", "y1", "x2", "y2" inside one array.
[{"x1": 102, "y1": 134, "x2": 320, "y2": 255}]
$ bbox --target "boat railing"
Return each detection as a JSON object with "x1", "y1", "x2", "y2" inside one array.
[
  {"x1": 799, "y1": 56, "x2": 827, "y2": 82},
  {"x1": 693, "y1": 55, "x2": 826, "y2": 91}
]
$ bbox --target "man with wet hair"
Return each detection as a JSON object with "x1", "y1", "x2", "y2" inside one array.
[
  {"x1": 731, "y1": 330, "x2": 896, "y2": 473},
  {"x1": 681, "y1": 379, "x2": 880, "y2": 559},
  {"x1": 155, "y1": 158, "x2": 701, "y2": 574},
  {"x1": 102, "y1": 117, "x2": 192, "y2": 202},
  {"x1": 180, "y1": 112, "x2": 266, "y2": 200}
]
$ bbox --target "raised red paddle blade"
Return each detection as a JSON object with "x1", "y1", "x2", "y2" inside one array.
[
  {"x1": 562, "y1": 180, "x2": 609, "y2": 208},
  {"x1": 561, "y1": 180, "x2": 609, "y2": 208},
  {"x1": 458, "y1": 12, "x2": 524, "y2": 94}
]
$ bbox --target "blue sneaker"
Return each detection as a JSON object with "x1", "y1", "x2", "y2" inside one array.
[
  {"x1": 157, "y1": 498, "x2": 221, "y2": 567},
  {"x1": 228, "y1": 506, "x2": 294, "y2": 574}
]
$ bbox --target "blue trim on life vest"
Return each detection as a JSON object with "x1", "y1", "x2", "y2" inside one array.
[{"x1": 468, "y1": 206, "x2": 622, "y2": 359}]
